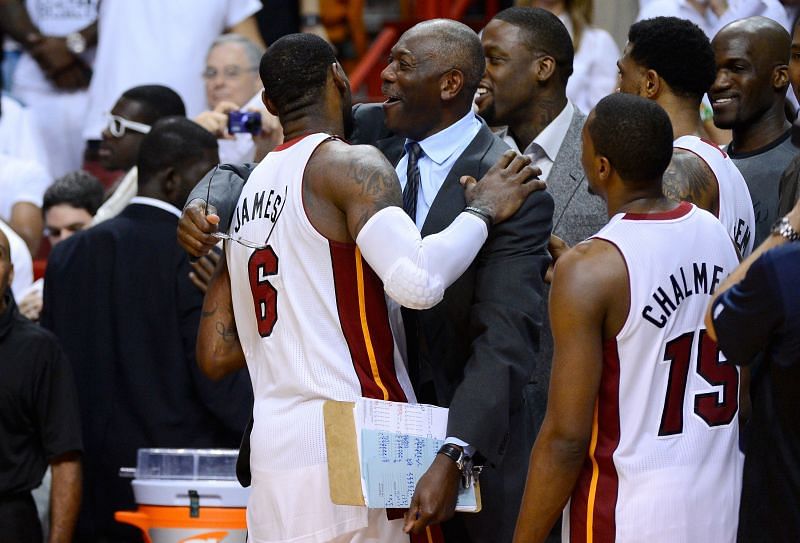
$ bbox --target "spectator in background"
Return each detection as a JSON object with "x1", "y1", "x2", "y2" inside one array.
[
  {"x1": 0, "y1": 227, "x2": 83, "y2": 543},
  {"x1": 707, "y1": 197, "x2": 800, "y2": 542},
  {"x1": 92, "y1": 85, "x2": 185, "y2": 225},
  {"x1": 637, "y1": 0, "x2": 790, "y2": 38},
  {"x1": 0, "y1": 152, "x2": 51, "y2": 256},
  {"x1": 194, "y1": 34, "x2": 282, "y2": 164},
  {"x1": 710, "y1": 16, "x2": 797, "y2": 245},
  {"x1": 0, "y1": 0, "x2": 99, "y2": 178},
  {"x1": 0, "y1": 219, "x2": 32, "y2": 299},
  {"x1": 82, "y1": 0, "x2": 263, "y2": 145},
  {"x1": 777, "y1": 15, "x2": 800, "y2": 217},
  {"x1": 0, "y1": 94, "x2": 50, "y2": 174},
  {"x1": 17, "y1": 171, "x2": 103, "y2": 322},
  {"x1": 523, "y1": 0, "x2": 620, "y2": 113},
  {"x1": 42, "y1": 117, "x2": 253, "y2": 543}
]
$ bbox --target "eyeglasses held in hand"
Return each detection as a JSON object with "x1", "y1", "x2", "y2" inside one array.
[
  {"x1": 204, "y1": 165, "x2": 287, "y2": 250},
  {"x1": 105, "y1": 113, "x2": 151, "y2": 138}
]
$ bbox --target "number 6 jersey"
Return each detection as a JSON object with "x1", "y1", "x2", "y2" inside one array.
[
  {"x1": 564, "y1": 202, "x2": 743, "y2": 543},
  {"x1": 226, "y1": 133, "x2": 415, "y2": 543}
]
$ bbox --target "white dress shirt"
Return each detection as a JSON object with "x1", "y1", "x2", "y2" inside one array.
[
  {"x1": 395, "y1": 111, "x2": 482, "y2": 453},
  {"x1": 505, "y1": 101, "x2": 575, "y2": 183},
  {"x1": 561, "y1": 16, "x2": 620, "y2": 115},
  {"x1": 396, "y1": 111, "x2": 482, "y2": 229}
]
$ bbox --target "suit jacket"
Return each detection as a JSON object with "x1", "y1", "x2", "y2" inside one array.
[
  {"x1": 42, "y1": 202, "x2": 253, "y2": 541},
  {"x1": 529, "y1": 108, "x2": 607, "y2": 437}
]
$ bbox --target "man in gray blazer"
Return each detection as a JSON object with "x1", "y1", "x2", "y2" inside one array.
[{"x1": 478, "y1": 7, "x2": 607, "y2": 446}]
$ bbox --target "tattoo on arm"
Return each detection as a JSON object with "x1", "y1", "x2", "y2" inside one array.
[
  {"x1": 662, "y1": 151, "x2": 719, "y2": 215},
  {"x1": 201, "y1": 301, "x2": 239, "y2": 344},
  {"x1": 346, "y1": 157, "x2": 401, "y2": 233}
]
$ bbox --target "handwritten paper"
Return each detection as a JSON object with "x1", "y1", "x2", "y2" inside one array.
[{"x1": 354, "y1": 398, "x2": 478, "y2": 510}]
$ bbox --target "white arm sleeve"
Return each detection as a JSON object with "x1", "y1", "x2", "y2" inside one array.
[{"x1": 356, "y1": 206, "x2": 489, "y2": 310}]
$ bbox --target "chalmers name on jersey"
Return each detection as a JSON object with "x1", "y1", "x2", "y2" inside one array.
[{"x1": 564, "y1": 202, "x2": 743, "y2": 543}]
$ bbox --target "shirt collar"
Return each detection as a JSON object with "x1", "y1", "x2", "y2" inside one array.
[
  {"x1": 524, "y1": 101, "x2": 574, "y2": 161},
  {"x1": 407, "y1": 111, "x2": 478, "y2": 165},
  {"x1": 129, "y1": 196, "x2": 182, "y2": 218}
]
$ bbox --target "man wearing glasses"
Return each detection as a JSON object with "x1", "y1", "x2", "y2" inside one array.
[
  {"x1": 91, "y1": 85, "x2": 185, "y2": 225},
  {"x1": 195, "y1": 33, "x2": 282, "y2": 165}
]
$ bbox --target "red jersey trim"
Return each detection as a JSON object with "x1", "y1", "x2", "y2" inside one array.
[
  {"x1": 329, "y1": 243, "x2": 407, "y2": 402},
  {"x1": 274, "y1": 133, "x2": 315, "y2": 151},
  {"x1": 623, "y1": 201, "x2": 692, "y2": 221},
  {"x1": 570, "y1": 338, "x2": 621, "y2": 543}
]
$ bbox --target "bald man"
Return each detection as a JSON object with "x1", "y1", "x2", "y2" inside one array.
[{"x1": 710, "y1": 16, "x2": 798, "y2": 245}]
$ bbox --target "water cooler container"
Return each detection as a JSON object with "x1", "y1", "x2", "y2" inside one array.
[{"x1": 115, "y1": 448, "x2": 250, "y2": 543}]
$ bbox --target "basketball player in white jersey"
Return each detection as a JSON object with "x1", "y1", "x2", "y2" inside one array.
[
  {"x1": 197, "y1": 34, "x2": 543, "y2": 543},
  {"x1": 513, "y1": 94, "x2": 742, "y2": 543},
  {"x1": 617, "y1": 16, "x2": 755, "y2": 255}
]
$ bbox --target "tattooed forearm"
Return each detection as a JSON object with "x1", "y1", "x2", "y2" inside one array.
[
  {"x1": 215, "y1": 321, "x2": 239, "y2": 344},
  {"x1": 662, "y1": 150, "x2": 719, "y2": 215}
]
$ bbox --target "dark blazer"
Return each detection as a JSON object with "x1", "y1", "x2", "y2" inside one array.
[
  {"x1": 349, "y1": 104, "x2": 554, "y2": 542},
  {"x1": 188, "y1": 103, "x2": 554, "y2": 542},
  {"x1": 42, "y1": 203, "x2": 252, "y2": 541}
]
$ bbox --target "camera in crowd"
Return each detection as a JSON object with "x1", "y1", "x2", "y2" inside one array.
[{"x1": 228, "y1": 111, "x2": 262, "y2": 136}]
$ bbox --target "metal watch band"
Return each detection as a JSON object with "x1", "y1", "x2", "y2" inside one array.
[
  {"x1": 771, "y1": 216, "x2": 800, "y2": 242},
  {"x1": 300, "y1": 13, "x2": 322, "y2": 27}
]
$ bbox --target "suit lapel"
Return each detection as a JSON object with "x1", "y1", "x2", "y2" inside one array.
[
  {"x1": 421, "y1": 124, "x2": 497, "y2": 236},
  {"x1": 548, "y1": 110, "x2": 588, "y2": 229}
]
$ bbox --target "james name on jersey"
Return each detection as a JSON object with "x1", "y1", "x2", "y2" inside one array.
[
  {"x1": 232, "y1": 187, "x2": 285, "y2": 234},
  {"x1": 642, "y1": 261, "x2": 727, "y2": 329}
]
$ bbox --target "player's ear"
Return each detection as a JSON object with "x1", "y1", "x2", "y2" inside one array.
[
  {"x1": 644, "y1": 69, "x2": 660, "y2": 99},
  {"x1": 161, "y1": 166, "x2": 179, "y2": 199},
  {"x1": 597, "y1": 156, "x2": 611, "y2": 181},
  {"x1": 331, "y1": 62, "x2": 348, "y2": 94},
  {"x1": 262, "y1": 89, "x2": 279, "y2": 117}
]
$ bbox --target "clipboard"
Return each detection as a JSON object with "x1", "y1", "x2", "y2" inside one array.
[{"x1": 323, "y1": 398, "x2": 481, "y2": 512}]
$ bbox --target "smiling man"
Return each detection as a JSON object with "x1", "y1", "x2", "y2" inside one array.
[{"x1": 710, "y1": 16, "x2": 797, "y2": 245}]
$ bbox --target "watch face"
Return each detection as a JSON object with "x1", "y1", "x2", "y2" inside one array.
[{"x1": 66, "y1": 33, "x2": 86, "y2": 54}]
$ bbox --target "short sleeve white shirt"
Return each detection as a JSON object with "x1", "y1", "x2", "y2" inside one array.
[
  {"x1": 0, "y1": 153, "x2": 52, "y2": 222},
  {"x1": 0, "y1": 95, "x2": 51, "y2": 172},
  {"x1": 12, "y1": 0, "x2": 99, "y2": 94},
  {"x1": 83, "y1": 0, "x2": 261, "y2": 139},
  {"x1": 561, "y1": 15, "x2": 620, "y2": 115}
]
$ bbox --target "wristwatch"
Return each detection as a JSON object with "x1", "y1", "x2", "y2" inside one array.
[
  {"x1": 65, "y1": 32, "x2": 87, "y2": 55},
  {"x1": 437, "y1": 443, "x2": 467, "y2": 471},
  {"x1": 300, "y1": 13, "x2": 323, "y2": 27},
  {"x1": 771, "y1": 216, "x2": 800, "y2": 242}
]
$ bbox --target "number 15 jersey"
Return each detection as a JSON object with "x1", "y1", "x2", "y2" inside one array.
[{"x1": 564, "y1": 202, "x2": 743, "y2": 543}]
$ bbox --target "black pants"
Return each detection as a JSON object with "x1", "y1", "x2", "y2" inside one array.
[{"x1": 0, "y1": 492, "x2": 42, "y2": 543}]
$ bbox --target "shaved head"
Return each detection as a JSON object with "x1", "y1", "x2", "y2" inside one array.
[
  {"x1": 716, "y1": 16, "x2": 791, "y2": 70},
  {"x1": 402, "y1": 19, "x2": 484, "y2": 96}
]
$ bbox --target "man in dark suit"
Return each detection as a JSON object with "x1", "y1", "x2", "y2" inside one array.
[
  {"x1": 179, "y1": 21, "x2": 553, "y2": 543},
  {"x1": 42, "y1": 118, "x2": 253, "y2": 543}
]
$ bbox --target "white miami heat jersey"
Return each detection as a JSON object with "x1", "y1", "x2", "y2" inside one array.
[
  {"x1": 225, "y1": 132, "x2": 414, "y2": 542},
  {"x1": 673, "y1": 135, "x2": 755, "y2": 256},
  {"x1": 563, "y1": 202, "x2": 742, "y2": 543}
]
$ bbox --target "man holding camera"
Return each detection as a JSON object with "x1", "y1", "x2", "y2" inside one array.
[{"x1": 194, "y1": 33, "x2": 282, "y2": 164}]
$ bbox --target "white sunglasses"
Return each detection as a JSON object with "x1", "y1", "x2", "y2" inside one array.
[{"x1": 105, "y1": 113, "x2": 151, "y2": 138}]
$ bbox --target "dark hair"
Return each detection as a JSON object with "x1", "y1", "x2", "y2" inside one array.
[
  {"x1": 493, "y1": 7, "x2": 574, "y2": 83},
  {"x1": 121, "y1": 85, "x2": 186, "y2": 124},
  {"x1": 137, "y1": 117, "x2": 218, "y2": 184},
  {"x1": 588, "y1": 94, "x2": 673, "y2": 184},
  {"x1": 628, "y1": 17, "x2": 716, "y2": 100},
  {"x1": 260, "y1": 33, "x2": 337, "y2": 115},
  {"x1": 42, "y1": 171, "x2": 104, "y2": 215}
]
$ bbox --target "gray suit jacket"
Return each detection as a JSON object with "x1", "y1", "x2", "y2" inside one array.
[{"x1": 528, "y1": 108, "x2": 607, "y2": 435}]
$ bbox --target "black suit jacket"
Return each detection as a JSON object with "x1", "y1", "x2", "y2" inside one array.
[{"x1": 42, "y1": 203, "x2": 252, "y2": 541}]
